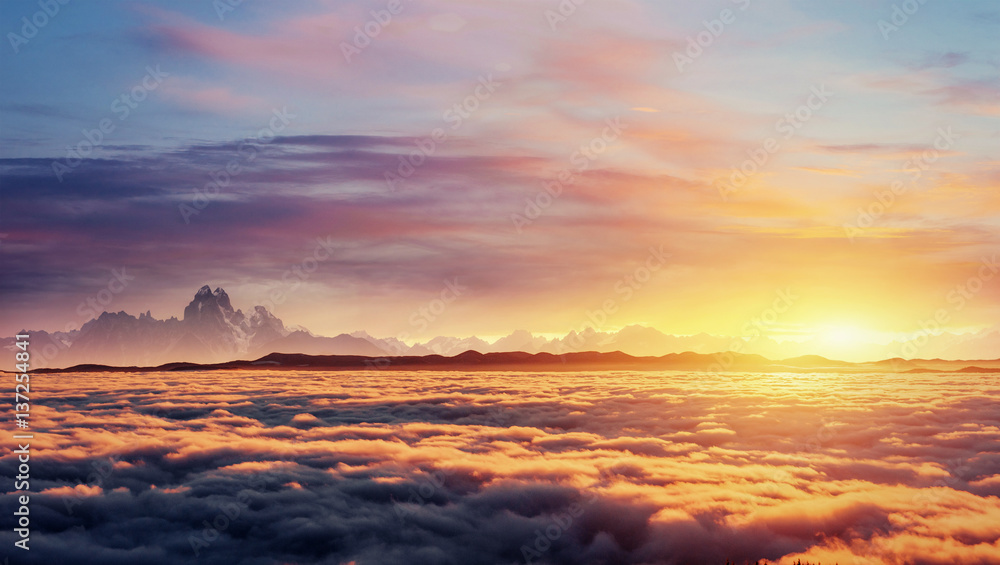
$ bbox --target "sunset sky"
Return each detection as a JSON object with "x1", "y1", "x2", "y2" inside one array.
[{"x1": 1, "y1": 0, "x2": 998, "y2": 359}]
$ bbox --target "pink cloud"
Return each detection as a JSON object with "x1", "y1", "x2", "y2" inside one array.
[{"x1": 159, "y1": 76, "x2": 265, "y2": 114}]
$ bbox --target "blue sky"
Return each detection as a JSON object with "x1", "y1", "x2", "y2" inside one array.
[{"x1": 1, "y1": 0, "x2": 998, "y2": 359}]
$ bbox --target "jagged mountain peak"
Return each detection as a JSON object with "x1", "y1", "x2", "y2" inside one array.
[
  {"x1": 247, "y1": 305, "x2": 287, "y2": 337},
  {"x1": 250, "y1": 304, "x2": 276, "y2": 318},
  {"x1": 213, "y1": 287, "x2": 231, "y2": 306},
  {"x1": 32, "y1": 286, "x2": 303, "y2": 368},
  {"x1": 184, "y1": 285, "x2": 236, "y2": 322}
]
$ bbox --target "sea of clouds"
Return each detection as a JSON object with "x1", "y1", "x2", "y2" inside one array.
[{"x1": 2, "y1": 369, "x2": 999, "y2": 564}]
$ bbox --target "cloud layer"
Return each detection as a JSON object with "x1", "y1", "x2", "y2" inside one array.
[{"x1": 3, "y1": 369, "x2": 999, "y2": 564}]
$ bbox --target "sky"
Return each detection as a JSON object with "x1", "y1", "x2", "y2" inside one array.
[{"x1": 1, "y1": 0, "x2": 998, "y2": 359}]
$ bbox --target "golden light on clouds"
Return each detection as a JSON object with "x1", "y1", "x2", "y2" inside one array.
[{"x1": 16, "y1": 369, "x2": 1000, "y2": 564}]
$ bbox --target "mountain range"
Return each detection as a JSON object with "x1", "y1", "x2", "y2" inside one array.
[
  {"x1": 30, "y1": 350, "x2": 1000, "y2": 375},
  {"x1": 5, "y1": 286, "x2": 1000, "y2": 369}
]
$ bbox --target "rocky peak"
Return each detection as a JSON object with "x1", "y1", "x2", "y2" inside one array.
[
  {"x1": 247, "y1": 305, "x2": 281, "y2": 329},
  {"x1": 184, "y1": 285, "x2": 235, "y2": 323},
  {"x1": 213, "y1": 287, "x2": 233, "y2": 312},
  {"x1": 81, "y1": 311, "x2": 136, "y2": 333}
]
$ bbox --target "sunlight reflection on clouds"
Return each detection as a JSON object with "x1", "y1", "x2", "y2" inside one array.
[{"x1": 3, "y1": 370, "x2": 999, "y2": 564}]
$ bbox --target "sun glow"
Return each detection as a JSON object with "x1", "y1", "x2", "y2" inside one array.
[
  {"x1": 808, "y1": 324, "x2": 892, "y2": 359},
  {"x1": 822, "y1": 325, "x2": 866, "y2": 346}
]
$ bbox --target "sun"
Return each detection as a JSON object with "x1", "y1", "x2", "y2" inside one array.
[
  {"x1": 822, "y1": 325, "x2": 863, "y2": 346},
  {"x1": 810, "y1": 324, "x2": 891, "y2": 361}
]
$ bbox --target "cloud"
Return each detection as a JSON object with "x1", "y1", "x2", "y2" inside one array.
[
  {"x1": 159, "y1": 76, "x2": 266, "y2": 115},
  {"x1": 2, "y1": 369, "x2": 998, "y2": 564}
]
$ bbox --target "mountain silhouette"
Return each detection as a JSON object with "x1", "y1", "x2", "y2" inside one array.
[
  {"x1": 16, "y1": 286, "x2": 379, "y2": 368},
  {"x1": 5, "y1": 287, "x2": 1000, "y2": 369}
]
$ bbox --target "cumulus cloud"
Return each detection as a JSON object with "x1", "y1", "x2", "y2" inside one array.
[{"x1": 2, "y1": 369, "x2": 998, "y2": 564}]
